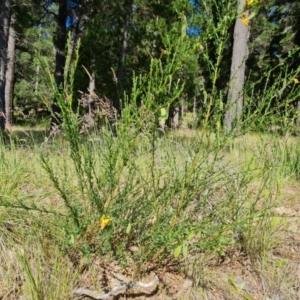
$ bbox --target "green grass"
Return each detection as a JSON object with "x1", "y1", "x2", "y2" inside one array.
[{"x1": 0, "y1": 127, "x2": 299, "y2": 299}]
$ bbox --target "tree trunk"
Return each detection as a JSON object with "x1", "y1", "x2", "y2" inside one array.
[
  {"x1": 171, "y1": 106, "x2": 180, "y2": 129},
  {"x1": 66, "y1": 1, "x2": 82, "y2": 84},
  {"x1": 113, "y1": 0, "x2": 132, "y2": 113},
  {"x1": 5, "y1": 12, "x2": 15, "y2": 131},
  {"x1": 0, "y1": 0, "x2": 12, "y2": 131},
  {"x1": 35, "y1": 30, "x2": 42, "y2": 96},
  {"x1": 51, "y1": 0, "x2": 68, "y2": 126},
  {"x1": 224, "y1": 0, "x2": 249, "y2": 133},
  {"x1": 35, "y1": 63, "x2": 40, "y2": 95},
  {"x1": 88, "y1": 59, "x2": 95, "y2": 118},
  {"x1": 193, "y1": 96, "x2": 196, "y2": 120}
]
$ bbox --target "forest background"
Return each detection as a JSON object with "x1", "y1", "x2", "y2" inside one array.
[{"x1": 0, "y1": 0, "x2": 299, "y2": 131}]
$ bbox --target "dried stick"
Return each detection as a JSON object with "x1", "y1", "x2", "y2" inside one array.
[{"x1": 74, "y1": 275, "x2": 159, "y2": 299}]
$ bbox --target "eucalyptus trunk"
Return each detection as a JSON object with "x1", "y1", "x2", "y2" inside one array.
[
  {"x1": 0, "y1": 0, "x2": 12, "y2": 130},
  {"x1": 224, "y1": 0, "x2": 249, "y2": 133}
]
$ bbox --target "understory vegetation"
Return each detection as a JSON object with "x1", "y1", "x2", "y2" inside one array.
[
  {"x1": 1, "y1": 122, "x2": 300, "y2": 299},
  {"x1": 1, "y1": 15, "x2": 300, "y2": 299},
  {"x1": 1, "y1": 52, "x2": 300, "y2": 297}
]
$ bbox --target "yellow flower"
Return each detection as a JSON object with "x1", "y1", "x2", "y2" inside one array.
[
  {"x1": 99, "y1": 216, "x2": 112, "y2": 230},
  {"x1": 241, "y1": 16, "x2": 250, "y2": 26},
  {"x1": 246, "y1": 0, "x2": 254, "y2": 6},
  {"x1": 292, "y1": 78, "x2": 299, "y2": 84}
]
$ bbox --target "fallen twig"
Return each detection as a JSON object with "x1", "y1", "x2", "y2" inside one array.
[{"x1": 74, "y1": 275, "x2": 159, "y2": 299}]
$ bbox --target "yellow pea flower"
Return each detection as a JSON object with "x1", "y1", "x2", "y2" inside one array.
[
  {"x1": 246, "y1": 0, "x2": 254, "y2": 6},
  {"x1": 292, "y1": 78, "x2": 299, "y2": 84},
  {"x1": 99, "y1": 216, "x2": 112, "y2": 230},
  {"x1": 198, "y1": 42, "x2": 204, "y2": 50},
  {"x1": 241, "y1": 16, "x2": 250, "y2": 26}
]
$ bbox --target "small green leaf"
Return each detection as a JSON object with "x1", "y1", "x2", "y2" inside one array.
[
  {"x1": 275, "y1": 258, "x2": 288, "y2": 267},
  {"x1": 237, "y1": 281, "x2": 246, "y2": 292},
  {"x1": 264, "y1": 189, "x2": 270, "y2": 199},
  {"x1": 182, "y1": 243, "x2": 188, "y2": 258},
  {"x1": 248, "y1": 11, "x2": 256, "y2": 20},
  {"x1": 271, "y1": 216, "x2": 281, "y2": 227},
  {"x1": 174, "y1": 245, "x2": 181, "y2": 258},
  {"x1": 126, "y1": 223, "x2": 131, "y2": 235},
  {"x1": 187, "y1": 231, "x2": 194, "y2": 240},
  {"x1": 70, "y1": 234, "x2": 75, "y2": 245}
]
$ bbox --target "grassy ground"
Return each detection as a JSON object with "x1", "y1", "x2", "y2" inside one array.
[{"x1": 0, "y1": 126, "x2": 299, "y2": 300}]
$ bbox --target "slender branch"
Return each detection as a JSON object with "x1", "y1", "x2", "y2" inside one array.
[{"x1": 82, "y1": 65, "x2": 92, "y2": 81}]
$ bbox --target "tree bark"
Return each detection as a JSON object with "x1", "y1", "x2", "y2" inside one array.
[
  {"x1": 51, "y1": 0, "x2": 68, "y2": 126},
  {"x1": 113, "y1": 0, "x2": 133, "y2": 113},
  {"x1": 54, "y1": 1, "x2": 68, "y2": 89},
  {"x1": 224, "y1": 0, "x2": 249, "y2": 133},
  {"x1": 5, "y1": 12, "x2": 15, "y2": 131},
  {"x1": 88, "y1": 58, "x2": 95, "y2": 117},
  {"x1": 35, "y1": 30, "x2": 42, "y2": 96},
  {"x1": 67, "y1": 1, "x2": 82, "y2": 84},
  {"x1": 0, "y1": 0, "x2": 12, "y2": 131},
  {"x1": 35, "y1": 62, "x2": 40, "y2": 95}
]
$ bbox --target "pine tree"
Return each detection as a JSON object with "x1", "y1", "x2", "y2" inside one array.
[
  {"x1": 0, "y1": 0, "x2": 12, "y2": 130},
  {"x1": 5, "y1": 12, "x2": 15, "y2": 130},
  {"x1": 224, "y1": 0, "x2": 250, "y2": 132}
]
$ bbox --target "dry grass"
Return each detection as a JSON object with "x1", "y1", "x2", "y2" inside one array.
[{"x1": 0, "y1": 130, "x2": 300, "y2": 299}]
